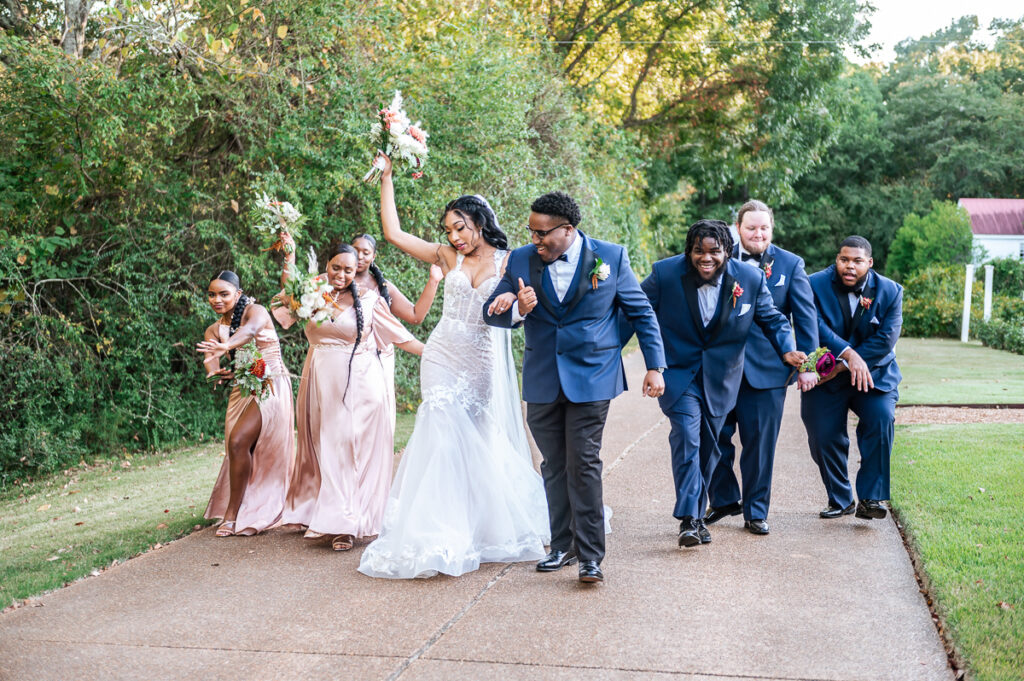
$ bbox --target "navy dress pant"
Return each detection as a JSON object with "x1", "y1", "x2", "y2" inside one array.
[
  {"x1": 664, "y1": 380, "x2": 726, "y2": 520},
  {"x1": 801, "y1": 383, "x2": 897, "y2": 508},
  {"x1": 709, "y1": 378, "x2": 786, "y2": 521}
]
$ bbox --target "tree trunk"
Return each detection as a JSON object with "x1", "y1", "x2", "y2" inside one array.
[{"x1": 61, "y1": 0, "x2": 95, "y2": 58}]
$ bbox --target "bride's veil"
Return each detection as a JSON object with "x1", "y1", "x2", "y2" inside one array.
[{"x1": 487, "y1": 316, "x2": 533, "y2": 461}]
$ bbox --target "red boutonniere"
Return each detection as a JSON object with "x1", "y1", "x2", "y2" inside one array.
[
  {"x1": 859, "y1": 296, "x2": 872, "y2": 310},
  {"x1": 762, "y1": 258, "x2": 774, "y2": 280},
  {"x1": 731, "y1": 281, "x2": 743, "y2": 308}
]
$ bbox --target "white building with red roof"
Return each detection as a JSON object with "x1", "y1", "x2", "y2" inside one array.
[{"x1": 959, "y1": 198, "x2": 1024, "y2": 261}]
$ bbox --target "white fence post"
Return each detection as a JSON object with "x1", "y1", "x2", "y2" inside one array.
[
  {"x1": 983, "y1": 264, "x2": 994, "y2": 322},
  {"x1": 961, "y1": 263, "x2": 975, "y2": 342}
]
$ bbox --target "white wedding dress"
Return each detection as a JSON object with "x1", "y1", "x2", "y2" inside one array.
[{"x1": 358, "y1": 251, "x2": 550, "y2": 579}]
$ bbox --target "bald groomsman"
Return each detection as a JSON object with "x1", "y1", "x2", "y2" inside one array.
[
  {"x1": 705, "y1": 201, "x2": 819, "y2": 535},
  {"x1": 801, "y1": 236, "x2": 902, "y2": 520}
]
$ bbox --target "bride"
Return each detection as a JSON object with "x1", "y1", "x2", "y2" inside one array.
[{"x1": 358, "y1": 154, "x2": 550, "y2": 579}]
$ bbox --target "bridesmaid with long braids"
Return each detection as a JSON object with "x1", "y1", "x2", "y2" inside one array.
[
  {"x1": 274, "y1": 243, "x2": 424, "y2": 551},
  {"x1": 196, "y1": 271, "x2": 295, "y2": 537},
  {"x1": 351, "y1": 232, "x2": 441, "y2": 420}
]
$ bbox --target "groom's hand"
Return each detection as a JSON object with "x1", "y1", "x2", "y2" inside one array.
[
  {"x1": 642, "y1": 370, "x2": 665, "y2": 398},
  {"x1": 516, "y1": 277, "x2": 537, "y2": 316}
]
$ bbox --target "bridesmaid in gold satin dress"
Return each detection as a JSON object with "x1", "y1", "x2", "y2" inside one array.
[
  {"x1": 197, "y1": 271, "x2": 296, "y2": 537},
  {"x1": 273, "y1": 244, "x2": 424, "y2": 551}
]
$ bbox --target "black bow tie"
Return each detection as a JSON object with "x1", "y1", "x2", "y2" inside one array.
[
  {"x1": 741, "y1": 252, "x2": 762, "y2": 263},
  {"x1": 543, "y1": 253, "x2": 570, "y2": 266},
  {"x1": 840, "y1": 283, "x2": 864, "y2": 296}
]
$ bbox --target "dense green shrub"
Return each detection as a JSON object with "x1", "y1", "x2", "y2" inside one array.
[
  {"x1": 987, "y1": 257, "x2": 1024, "y2": 298},
  {"x1": 0, "y1": 2, "x2": 647, "y2": 477},
  {"x1": 976, "y1": 319, "x2": 1024, "y2": 355},
  {"x1": 902, "y1": 263, "x2": 1024, "y2": 339}
]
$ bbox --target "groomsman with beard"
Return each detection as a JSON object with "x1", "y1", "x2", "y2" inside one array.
[
  {"x1": 801, "y1": 236, "x2": 902, "y2": 521},
  {"x1": 704, "y1": 201, "x2": 819, "y2": 535},
  {"x1": 627, "y1": 219, "x2": 806, "y2": 547}
]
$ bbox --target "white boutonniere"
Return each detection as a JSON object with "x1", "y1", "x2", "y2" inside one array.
[{"x1": 590, "y1": 259, "x2": 611, "y2": 290}]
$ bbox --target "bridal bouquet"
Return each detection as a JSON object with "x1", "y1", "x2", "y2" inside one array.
[
  {"x1": 800, "y1": 346, "x2": 837, "y2": 379},
  {"x1": 362, "y1": 91, "x2": 429, "y2": 183},
  {"x1": 232, "y1": 341, "x2": 275, "y2": 401},
  {"x1": 273, "y1": 246, "x2": 339, "y2": 325},
  {"x1": 252, "y1": 193, "x2": 305, "y2": 254}
]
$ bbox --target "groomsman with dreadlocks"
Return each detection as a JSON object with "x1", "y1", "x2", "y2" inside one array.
[
  {"x1": 704, "y1": 201, "x2": 819, "y2": 536},
  {"x1": 624, "y1": 219, "x2": 806, "y2": 547}
]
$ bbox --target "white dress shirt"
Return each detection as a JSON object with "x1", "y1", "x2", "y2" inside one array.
[
  {"x1": 513, "y1": 232, "x2": 583, "y2": 321},
  {"x1": 697, "y1": 279, "x2": 721, "y2": 326},
  {"x1": 847, "y1": 292, "x2": 860, "y2": 317}
]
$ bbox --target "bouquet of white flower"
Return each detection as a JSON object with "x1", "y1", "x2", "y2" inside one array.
[
  {"x1": 252, "y1": 192, "x2": 305, "y2": 254},
  {"x1": 363, "y1": 91, "x2": 429, "y2": 183},
  {"x1": 273, "y1": 247, "x2": 339, "y2": 325}
]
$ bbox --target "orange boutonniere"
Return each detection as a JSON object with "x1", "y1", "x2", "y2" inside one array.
[
  {"x1": 762, "y1": 258, "x2": 774, "y2": 280},
  {"x1": 731, "y1": 281, "x2": 743, "y2": 308},
  {"x1": 860, "y1": 296, "x2": 872, "y2": 310}
]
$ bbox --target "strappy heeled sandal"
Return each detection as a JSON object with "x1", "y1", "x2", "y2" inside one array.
[
  {"x1": 215, "y1": 521, "x2": 236, "y2": 537},
  {"x1": 331, "y1": 534, "x2": 354, "y2": 551},
  {"x1": 303, "y1": 529, "x2": 326, "y2": 540}
]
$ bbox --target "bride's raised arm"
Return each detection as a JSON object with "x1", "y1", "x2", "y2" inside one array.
[{"x1": 379, "y1": 153, "x2": 456, "y2": 272}]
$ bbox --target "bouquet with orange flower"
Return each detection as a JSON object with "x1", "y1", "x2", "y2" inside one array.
[
  {"x1": 251, "y1": 192, "x2": 305, "y2": 254},
  {"x1": 363, "y1": 91, "x2": 429, "y2": 183},
  {"x1": 232, "y1": 341, "x2": 275, "y2": 401}
]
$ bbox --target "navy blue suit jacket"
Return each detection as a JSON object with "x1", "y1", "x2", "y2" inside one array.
[
  {"x1": 483, "y1": 232, "x2": 665, "y2": 404},
  {"x1": 735, "y1": 244, "x2": 818, "y2": 389},
  {"x1": 808, "y1": 265, "x2": 903, "y2": 394},
  {"x1": 636, "y1": 257, "x2": 796, "y2": 417}
]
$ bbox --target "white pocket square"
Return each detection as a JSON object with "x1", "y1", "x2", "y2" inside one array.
[
  {"x1": 870, "y1": 315, "x2": 880, "y2": 324},
  {"x1": 738, "y1": 303, "x2": 751, "y2": 316},
  {"x1": 775, "y1": 275, "x2": 786, "y2": 287}
]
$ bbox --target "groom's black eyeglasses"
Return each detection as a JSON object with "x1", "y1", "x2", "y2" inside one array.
[{"x1": 527, "y1": 223, "x2": 572, "y2": 239}]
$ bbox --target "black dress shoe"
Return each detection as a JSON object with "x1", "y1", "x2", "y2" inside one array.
[
  {"x1": 678, "y1": 517, "x2": 701, "y2": 547},
  {"x1": 744, "y1": 519, "x2": 770, "y2": 535},
  {"x1": 855, "y1": 499, "x2": 888, "y2": 520},
  {"x1": 819, "y1": 501, "x2": 856, "y2": 519},
  {"x1": 536, "y1": 548, "x2": 577, "y2": 572},
  {"x1": 697, "y1": 518, "x2": 712, "y2": 544},
  {"x1": 704, "y1": 502, "x2": 742, "y2": 525},
  {"x1": 578, "y1": 560, "x2": 603, "y2": 583}
]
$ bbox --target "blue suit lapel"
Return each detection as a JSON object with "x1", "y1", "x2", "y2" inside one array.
[{"x1": 680, "y1": 262, "x2": 706, "y2": 336}]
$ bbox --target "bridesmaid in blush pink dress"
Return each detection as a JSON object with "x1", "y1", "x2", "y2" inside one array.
[
  {"x1": 273, "y1": 243, "x2": 423, "y2": 551},
  {"x1": 196, "y1": 271, "x2": 295, "y2": 537}
]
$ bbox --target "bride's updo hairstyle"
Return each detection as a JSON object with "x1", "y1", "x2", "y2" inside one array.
[{"x1": 439, "y1": 195, "x2": 508, "y2": 250}]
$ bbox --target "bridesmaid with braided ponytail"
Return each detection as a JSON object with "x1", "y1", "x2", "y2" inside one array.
[
  {"x1": 351, "y1": 233, "x2": 442, "y2": 423},
  {"x1": 196, "y1": 271, "x2": 295, "y2": 537},
  {"x1": 273, "y1": 243, "x2": 424, "y2": 551}
]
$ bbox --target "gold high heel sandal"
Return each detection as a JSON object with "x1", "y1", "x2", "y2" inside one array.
[{"x1": 215, "y1": 521, "x2": 236, "y2": 537}]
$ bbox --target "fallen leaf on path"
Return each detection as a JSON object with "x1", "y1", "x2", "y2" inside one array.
[
  {"x1": 36, "y1": 504, "x2": 50, "y2": 511},
  {"x1": 75, "y1": 521, "x2": 85, "y2": 526},
  {"x1": 156, "y1": 523, "x2": 168, "y2": 529}
]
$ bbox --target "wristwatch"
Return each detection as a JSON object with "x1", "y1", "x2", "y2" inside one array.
[{"x1": 654, "y1": 367, "x2": 665, "y2": 373}]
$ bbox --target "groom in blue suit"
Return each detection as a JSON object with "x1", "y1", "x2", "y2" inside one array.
[
  {"x1": 484, "y1": 191, "x2": 666, "y2": 583},
  {"x1": 705, "y1": 201, "x2": 819, "y2": 535},
  {"x1": 801, "y1": 236, "x2": 902, "y2": 521},
  {"x1": 628, "y1": 220, "x2": 805, "y2": 547}
]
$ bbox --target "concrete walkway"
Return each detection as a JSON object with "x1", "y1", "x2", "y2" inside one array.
[{"x1": 0, "y1": 352, "x2": 953, "y2": 681}]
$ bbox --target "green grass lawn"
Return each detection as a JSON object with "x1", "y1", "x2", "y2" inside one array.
[
  {"x1": 892, "y1": 424, "x2": 1024, "y2": 681},
  {"x1": 896, "y1": 338, "x2": 1024, "y2": 405},
  {"x1": 0, "y1": 413, "x2": 417, "y2": 609}
]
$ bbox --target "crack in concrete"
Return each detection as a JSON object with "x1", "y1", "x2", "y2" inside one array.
[
  {"x1": 417, "y1": 655, "x2": 848, "y2": 681},
  {"x1": 2, "y1": 637, "x2": 405, "y2": 660},
  {"x1": 387, "y1": 563, "x2": 515, "y2": 681}
]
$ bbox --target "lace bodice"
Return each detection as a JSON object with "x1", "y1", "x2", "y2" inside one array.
[{"x1": 419, "y1": 250, "x2": 507, "y2": 415}]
